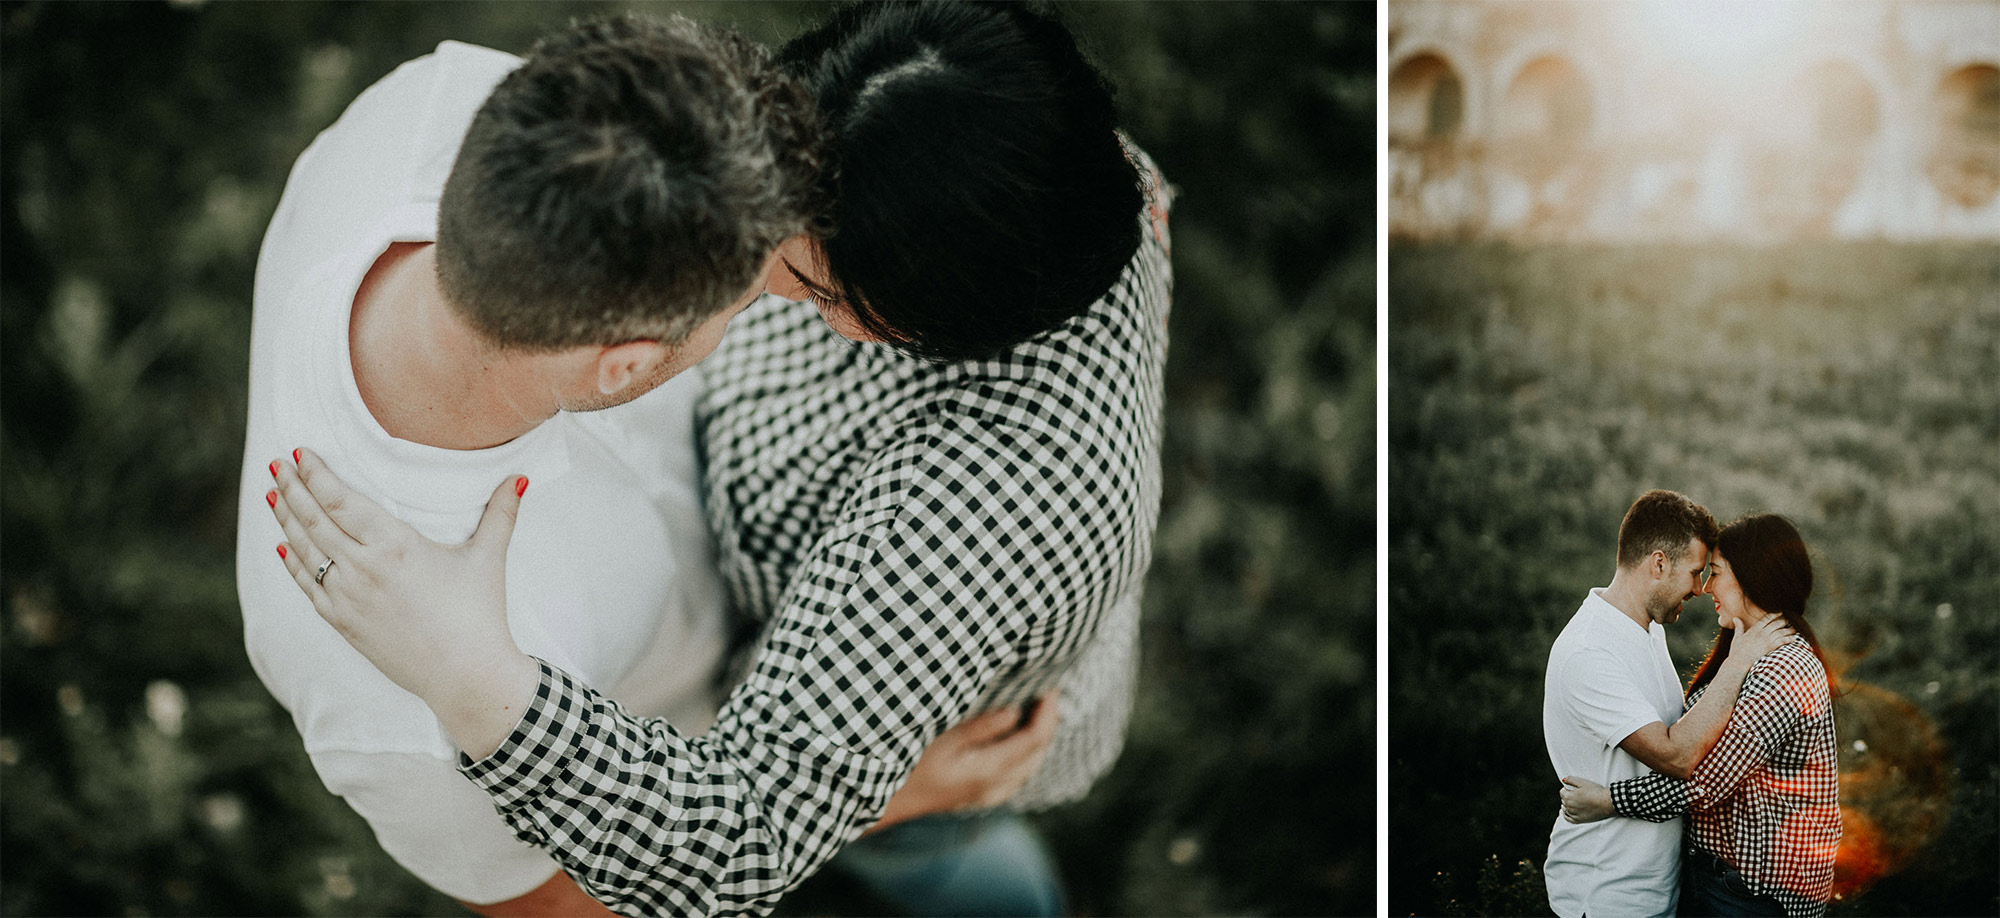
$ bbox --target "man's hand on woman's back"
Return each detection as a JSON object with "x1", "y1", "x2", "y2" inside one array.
[{"x1": 873, "y1": 692, "x2": 1062, "y2": 833}]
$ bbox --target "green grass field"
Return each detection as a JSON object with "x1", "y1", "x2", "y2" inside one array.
[
  {"x1": 1, "y1": 2, "x2": 1372, "y2": 915},
  {"x1": 1388, "y1": 243, "x2": 2000, "y2": 916}
]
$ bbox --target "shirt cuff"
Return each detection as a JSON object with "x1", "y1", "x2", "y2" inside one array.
[
  {"x1": 1609, "y1": 775, "x2": 1643, "y2": 818},
  {"x1": 1609, "y1": 772, "x2": 1686, "y2": 823},
  {"x1": 459, "y1": 657, "x2": 590, "y2": 810}
]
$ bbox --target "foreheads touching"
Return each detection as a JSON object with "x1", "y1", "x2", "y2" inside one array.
[{"x1": 435, "y1": 13, "x2": 829, "y2": 355}]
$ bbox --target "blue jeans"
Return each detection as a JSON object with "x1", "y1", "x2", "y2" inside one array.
[
  {"x1": 826, "y1": 812, "x2": 1066, "y2": 917},
  {"x1": 1677, "y1": 847, "x2": 1785, "y2": 917}
]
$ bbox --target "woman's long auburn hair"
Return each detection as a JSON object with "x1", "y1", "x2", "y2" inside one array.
[{"x1": 1685, "y1": 514, "x2": 1836, "y2": 701}]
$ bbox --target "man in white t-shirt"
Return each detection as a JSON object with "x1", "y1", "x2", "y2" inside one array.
[
  {"x1": 235, "y1": 16, "x2": 824, "y2": 914},
  {"x1": 1542, "y1": 489, "x2": 1788, "y2": 917}
]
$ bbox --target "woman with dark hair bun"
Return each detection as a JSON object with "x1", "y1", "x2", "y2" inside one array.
[
  {"x1": 765, "y1": 0, "x2": 1147, "y2": 362},
  {"x1": 686, "y1": 5, "x2": 1165, "y2": 911},
  {"x1": 1562, "y1": 515, "x2": 1841, "y2": 917},
  {"x1": 264, "y1": 2, "x2": 1171, "y2": 915}
]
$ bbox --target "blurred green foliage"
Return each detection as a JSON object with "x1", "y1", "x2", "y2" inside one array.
[
  {"x1": 1, "y1": 2, "x2": 1372, "y2": 915},
  {"x1": 1388, "y1": 243, "x2": 2000, "y2": 916}
]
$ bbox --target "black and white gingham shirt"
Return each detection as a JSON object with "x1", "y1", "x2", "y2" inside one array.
[
  {"x1": 461, "y1": 157, "x2": 1172, "y2": 916},
  {"x1": 1608, "y1": 639, "x2": 1841, "y2": 917}
]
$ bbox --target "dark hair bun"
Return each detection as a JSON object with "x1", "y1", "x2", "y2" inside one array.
[{"x1": 778, "y1": 1, "x2": 1144, "y2": 361}]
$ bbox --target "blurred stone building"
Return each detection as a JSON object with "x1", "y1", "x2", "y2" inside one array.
[{"x1": 1389, "y1": 0, "x2": 2000, "y2": 241}]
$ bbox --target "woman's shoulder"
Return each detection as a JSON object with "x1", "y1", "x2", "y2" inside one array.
[
  {"x1": 852, "y1": 387, "x2": 1132, "y2": 527},
  {"x1": 870, "y1": 402, "x2": 1069, "y2": 488},
  {"x1": 1750, "y1": 638, "x2": 1831, "y2": 700},
  {"x1": 1758, "y1": 637, "x2": 1823, "y2": 669}
]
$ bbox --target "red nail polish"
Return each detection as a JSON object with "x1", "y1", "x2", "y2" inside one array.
[
  {"x1": 276, "y1": 544, "x2": 287, "y2": 560},
  {"x1": 293, "y1": 448, "x2": 301, "y2": 464},
  {"x1": 266, "y1": 490, "x2": 277, "y2": 508},
  {"x1": 515, "y1": 476, "x2": 530, "y2": 497},
  {"x1": 269, "y1": 460, "x2": 279, "y2": 479}
]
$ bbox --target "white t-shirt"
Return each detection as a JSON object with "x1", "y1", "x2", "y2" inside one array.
[
  {"x1": 234, "y1": 41, "x2": 727, "y2": 903},
  {"x1": 1542, "y1": 587, "x2": 1687, "y2": 918}
]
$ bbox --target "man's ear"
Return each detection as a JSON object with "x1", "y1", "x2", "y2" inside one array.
[{"x1": 595, "y1": 340, "x2": 669, "y2": 396}]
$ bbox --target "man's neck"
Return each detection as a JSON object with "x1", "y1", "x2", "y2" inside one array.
[
  {"x1": 1599, "y1": 574, "x2": 1653, "y2": 631},
  {"x1": 349, "y1": 244, "x2": 558, "y2": 450}
]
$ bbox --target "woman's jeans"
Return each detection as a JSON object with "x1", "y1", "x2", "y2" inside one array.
[
  {"x1": 1677, "y1": 846, "x2": 1786, "y2": 917},
  {"x1": 826, "y1": 811, "x2": 1066, "y2": 917}
]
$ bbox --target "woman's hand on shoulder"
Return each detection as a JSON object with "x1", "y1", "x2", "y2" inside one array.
[{"x1": 269, "y1": 448, "x2": 538, "y2": 758}]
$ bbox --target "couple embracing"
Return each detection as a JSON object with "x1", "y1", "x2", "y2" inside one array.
[
  {"x1": 236, "y1": 3, "x2": 1167, "y2": 916},
  {"x1": 1544, "y1": 490, "x2": 1842, "y2": 917}
]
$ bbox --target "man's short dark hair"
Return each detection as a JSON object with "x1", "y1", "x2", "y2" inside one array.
[
  {"x1": 1617, "y1": 489, "x2": 1719, "y2": 568},
  {"x1": 437, "y1": 13, "x2": 826, "y2": 351},
  {"x1": 776, "y1": 0, "x2": 1144, "y2": 362}
]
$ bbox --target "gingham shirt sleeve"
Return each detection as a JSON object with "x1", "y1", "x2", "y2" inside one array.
[
  {"x1": 460, "y1": 436, "x2": 1066, "y2": 916},
  {"x1": 1609, "y1": 648, "x2": 1811, "y2": 820},
  {"x1": 1607, "y1": 770, "x2": 1688, "y2": 822}
]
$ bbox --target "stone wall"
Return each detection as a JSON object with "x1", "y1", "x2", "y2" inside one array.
[{"x1": 1388, "y1": 0, "x2": 2000, "y2": 241}]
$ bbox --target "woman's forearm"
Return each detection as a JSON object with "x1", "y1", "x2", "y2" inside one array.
[
  {"x1": 1657, "y1": 657, "x2": 1751, "y2": 773},
  {"x1": 433, "y1": 649, "x2": 544, "y2": 761}
]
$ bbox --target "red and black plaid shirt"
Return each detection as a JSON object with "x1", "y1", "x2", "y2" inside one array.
[{"x1": 1610, "y1": 639, "x2": 1841, "y2": 917}]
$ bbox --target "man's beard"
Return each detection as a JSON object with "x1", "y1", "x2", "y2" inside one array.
[{"x1": 1648, "y1": 585, "x2": 1684, "y2": 625}]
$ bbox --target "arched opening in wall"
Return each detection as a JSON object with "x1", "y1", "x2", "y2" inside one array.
[
  {"x1": 1496, "y1": 56, "x2": 1592, "y2": 185},
  {"x1": 1927, "y1": 63, "x2": 2000, "y2": 208},
  {"x1": 1389, "y1": 53, "x2": 1464, "y2": 147},
  {"x1": 1764, "y1": 60, "x2": 1880, "y2": 233},
  {"x1": 1499, "y1": 56, "x2": 1591, "y2": 145}
]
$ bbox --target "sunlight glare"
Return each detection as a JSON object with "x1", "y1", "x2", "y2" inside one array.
[{"x1": 1640, "y1": 0, "x2": 1806, "y2": 74}]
